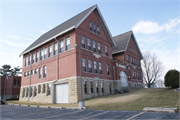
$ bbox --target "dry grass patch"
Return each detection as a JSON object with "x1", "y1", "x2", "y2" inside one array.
[{"x1": 85, "y1": 88, "x2": 179, "y2": 111}]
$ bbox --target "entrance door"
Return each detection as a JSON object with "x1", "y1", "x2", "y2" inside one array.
[{"x1": 55, "y1": 83, "x2": 69, "y2": 103}]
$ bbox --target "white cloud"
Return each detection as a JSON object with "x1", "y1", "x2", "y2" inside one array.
[
  {"x1": 7, "y1": 35, "x2": 20, "y2": 39},
  {"x1": 132, "y1": 18, "x2": 180, "y2": 34},
  {"x1": 2, "y1": 39, "x2": 27, "y2": 47}
]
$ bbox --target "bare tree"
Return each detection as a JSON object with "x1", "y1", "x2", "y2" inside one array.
[{"x1": 141, "y1": 51, "x2": 164, "y2": 88}]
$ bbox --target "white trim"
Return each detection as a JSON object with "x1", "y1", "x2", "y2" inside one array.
[
  {"x1": 96, "y1": 5, "x2": 116, "y2": 47},
  {"x1": 19, "y1": 25, "x2": 75, "y2": 57},
  {"x1": 81, "y1": 47, "x2": 112, "y2": 59},
  {"x1": 131, "y1": 32, "x2": 143, "y2": 59},
  {"x1": 112, "y1": 50, "x2": 124, "y2": 54},
  {"x1": 124, "y1": 32, "x2": 132, "y2": 52},
  {"x1": 75, "y1": 5, "x2": 96, "y2": 29}
]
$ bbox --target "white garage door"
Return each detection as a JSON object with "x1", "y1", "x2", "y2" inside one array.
[{"x1": 55, "y1": 83, "x2": 69, "y2": 103}]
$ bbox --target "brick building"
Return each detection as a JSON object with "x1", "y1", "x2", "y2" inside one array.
[
  {"x1": 19, "y1": 5, "x2": 143, "y2": 104},
  {"x1": 1, "y1": 76, "x2": 21, "y2": 99}
]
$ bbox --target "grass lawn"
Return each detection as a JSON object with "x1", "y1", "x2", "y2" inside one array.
[{"x1": 6, "y1": 88, "x2": 179, "y2": 111}]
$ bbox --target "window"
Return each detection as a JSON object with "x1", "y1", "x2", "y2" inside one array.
[
  {"x1": 40, "y1": 48, "x2": 44, "y2": 60},
  {"x1": 14, "y1": 79, "x2": 20, "y2": 88},
  {"x1": 49, "y1": 45, "x2": 52, "y2": 57},
  {"x1": 43, "y1": 84, "x2": 45, "y2": 93},
  {"x1": 129, "y1": 45, "x2": 134, "y2": 51},
  {"x1": 105, "y1": 46, "x2": 108, "y2": 56},
  {"x1": 127, "y1": 55, "x2": 129, "y2": 63},
  {"x1": 35, "y1": 68, "x2": 38, "y2": 74},
  {"x1": 24, "y1": 72, "x2": 26, "y2": 77},
  {"x1": 28, "y1": 55, "x2": 31, "y2": 65},
  {"x1": 109, "y1": 82, "x2": 111, "y2": 93},
  {"x1": 99, "y1": 62, "x2": 102, "y2": 74},
  {"x1": 94, "y1": 61, "x2": 97, "y2": 73},
  {"x1": 133, "y1": 71, "x2": 135, "y2": 79},
  {"x1": 101, "y1": 82, "x2": 104, "y2": 93},
  {"x1": 98, "y1": 43, "x2": 101, "y2": 53},
  {"x1": 93, "y1": 41, "x2": 96, "y2": 52},
  {"x1": 82, "y1": 58, "x2": 86, "y2": 72},
  {"x1": 28, "y1": 71, "x2": 30, "y2": 76},
  {"x1": 93, "y1": 23, "x2": 96, "y2": 33},
  {"x1": 97, "y1": 25, "x2": 100, "y2": 35},
  {"x1": 47, "y1": 84, "x2": 51, "y2": 96},
  {"x1": 26, "y1": 87, "x2": 29, "y2": 97},
  {"x1": 84, "y1": 81, "x2": 88, "y2": 94},
  {"x1": 90, "y1": 81, "x2": 93, "y2": 93},
  {"x1": 81, "y1": 36, "x2": 86, "y2": 48},
  {"x1": 39, "y1": 67, "x2": 42, "y2": 79},
  {"x1": 30, "y1": 86, "x2": 32, "y2": 97},
  {"x1": 87, "y1": 38, "x2": 91, "y2": 50},
  {"x1": 31, "y1": 70, "x2": 34, "y2": 75},
  {"x1": 36, "y1": 51, "x2": 39, "y2": 62},
  {"x1": 107, "y1": 64, "x2": 110, "y2": 75},
  {"x1": 88, "y1": 60, "x2": 92, "y2": 73},
  {"x1": 66, "y1": 36, "x2": 70, "y2": 50},
  {"x1": 38, "y1": 85, "x2": 41, "y2": 94},
  {"x1": 34, "y1": 86, "x2": 37, "y2": 97},
  {"x1": 22, "y1": 88, "x2": 25, "y2": 98},
  {"x1": 60, "y1": 40, "x2": 63, "y2": 53},
  {"x1": 131, "y1": 57, "x2": 132, "y2": 64},
  {"x1": 25, "y1": 56, "x2": 28, "y2": 66},
  {"x1": 32, "y1": 53, "x2": 35, "y2": 64},
  {"x1": 43, "y1": 47, "x2": 47, "y2": 59},
  {"x1": 54, "y1": 42, "x2": 58, "y2": 55},
  {"x1": 89, "y1": 20, "x2": 92, "y2": 31},
  {"x1": 13, "y1": 78, "x2": 17, "y2": 88},
  {"x1": 96, "y1": 81, "x2": 99, "y2": 93},
  {"x1": 43, "y1": 66, "x2": 46, "y2": 78},
  {"x1": 17, "y1": 79, "x2": 20, "y2": 87}
]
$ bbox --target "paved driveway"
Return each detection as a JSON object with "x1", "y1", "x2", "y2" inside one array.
[{"x1": 1, "y1": 105, "x2": 179, "y2": 120}]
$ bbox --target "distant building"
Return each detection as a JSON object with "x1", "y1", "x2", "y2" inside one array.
[
  {"x1": 1, "y1": 76, "x2": 21, "y2": 99},
  {"x1": 19, "y1": 4, "x2": 143, "y2": 104}
]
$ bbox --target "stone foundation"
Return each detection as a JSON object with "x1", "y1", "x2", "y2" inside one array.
[{"x1": 19, "y1": 77, "x2": 144, "y2": 104}]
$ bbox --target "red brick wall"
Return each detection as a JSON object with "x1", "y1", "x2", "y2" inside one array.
[{"x1": 0, "y1": 76, "x2": 21, "y2": 96}]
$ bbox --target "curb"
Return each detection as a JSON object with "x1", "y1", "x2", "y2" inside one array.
[
  {"x1": 143, "y1": 107, "x2": 177, "y2": 113},
  {"x1": 8, "y1": 103, "x2": 14, "y2": 105},
  {"x1": 39, "y1": 106, "x2": 49, "y2": 108},
  {"x1": 14, "y1": 104, "x2": 20, "y2": 106},
  {"x1": 30, "y1": 105, "x2": 39, "y2": 108},
  {"x1": 66, "y1": 107, "x2": 86, "y2": 110},
  {"x1": 51, "y1": 107, "x2": 63, "y2": 109},
  {"x1": 21, "y1": 104, "x2": 29, "y2": 107}
]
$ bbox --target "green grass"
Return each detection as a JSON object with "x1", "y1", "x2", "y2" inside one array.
[{"x1": 6, "y1": 88, "x2": 179, "y2": 111}]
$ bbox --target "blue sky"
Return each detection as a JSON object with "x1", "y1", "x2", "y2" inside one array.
[{"x1": 0, "y1": 0, "x2": 179, "y2": 80}]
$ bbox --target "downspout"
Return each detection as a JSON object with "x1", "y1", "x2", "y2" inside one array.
[
  {"x1": 51, "y1": 37, "x2": 59, "y2": 104},
  {"x1": 113, "y1": 66, "x2": 116, "y2": 91},
  {"x1": 27, "y1": 52, "x2": 32, "y2": 101}
]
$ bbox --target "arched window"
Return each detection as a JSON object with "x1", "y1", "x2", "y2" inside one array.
[{"x1": 120, "y1": 71, "x2": 128, "y2": 87}]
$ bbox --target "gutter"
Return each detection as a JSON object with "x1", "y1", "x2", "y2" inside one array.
[
  {"x1": 27, "y1": 52, "x2": 32, "y2": 102},
  {"x1": 51, "y1": 37, "x2": 59, "y2": 104}
]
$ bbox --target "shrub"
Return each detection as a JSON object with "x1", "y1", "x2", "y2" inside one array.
[{"x1": 164, "y1": 69, "x2": 179, "y2": 88}]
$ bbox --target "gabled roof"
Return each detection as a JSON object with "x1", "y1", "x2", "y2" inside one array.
[
  {"x1": 112, "y1": 30, "x2": 143, "y2": 59},
  {"x1": 19, "y1": 4, "x2": 115, "y2": 57}
]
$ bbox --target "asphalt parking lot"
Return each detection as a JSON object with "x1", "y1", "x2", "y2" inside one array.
[{"x1": 1, "y1": 105, "x2": 179, "y2": 120}]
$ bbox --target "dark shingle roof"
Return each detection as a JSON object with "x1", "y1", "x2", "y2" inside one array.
[
  {"x1": 112, "y1": 30, "x2": 143, "y2": 59},
  {"x1": 112, "y1": 31, "x2": 132, "y2": 54},
  {"x1": 19, "y1": 5, "x2": 96, "y2": 56}
]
